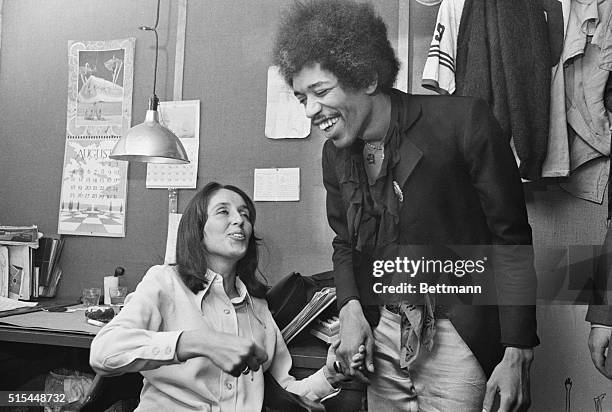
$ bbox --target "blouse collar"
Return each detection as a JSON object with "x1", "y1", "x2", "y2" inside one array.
[{"x1": 195, "y1": 268, "x2": 249, "y2": 307}]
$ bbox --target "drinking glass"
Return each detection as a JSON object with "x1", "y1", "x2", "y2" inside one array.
[
  {"x1": 109, "y1": 286, "x2": 128, "y2": 314},
  {"x1": 81, "y1": 287, "x2": 101, "y2": 307}
]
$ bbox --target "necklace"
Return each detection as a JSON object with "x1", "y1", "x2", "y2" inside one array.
[
  {"x1": 365, "y1": 141, "x2": 384, "y2": 151},
  {"x1": 364, "y1": 141, "x2": 384, "y2": 164}
]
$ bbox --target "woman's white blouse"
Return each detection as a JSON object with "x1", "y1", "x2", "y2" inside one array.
[{"x1": 90, "y1": 265, "x2": 335, "y2": 412}]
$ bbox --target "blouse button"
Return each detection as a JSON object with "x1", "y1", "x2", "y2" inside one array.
[
  {"x1": 226, "y1": 382, "x2": 233, "y2": 390},
  {"x1": 223, "y1": 309, "x2": 231, "y2": 315}
]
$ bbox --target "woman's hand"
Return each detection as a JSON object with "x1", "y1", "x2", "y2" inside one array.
[
  {"x1": 177, "y1": 329, "x2": 268, "y2": 377},
  {"x1": 323, "y1": 341, "x2": 365, "y2": 387}
]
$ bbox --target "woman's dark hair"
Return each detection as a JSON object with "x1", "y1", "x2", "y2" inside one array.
[
  {"x1": 175, "y1": 182, "x2": 268, "y2": 298},
  {"x1": 273, "y1": 0, "x2": 400, "y2": 90}
]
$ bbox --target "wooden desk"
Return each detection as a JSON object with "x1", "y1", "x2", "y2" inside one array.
[
  {"x1": 0, "y1": 325, "x2": 93, "y2": 348},
  {"x1": 0, "y1": 304, "x2": 98, "y2": 348},
  {"x1": 0, "y1": 306, "x2": 95, "y2": 393}
]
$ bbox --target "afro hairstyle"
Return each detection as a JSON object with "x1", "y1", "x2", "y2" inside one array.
[{"x1": 272, "y1": 0, "x2": 400, "y2": 91}]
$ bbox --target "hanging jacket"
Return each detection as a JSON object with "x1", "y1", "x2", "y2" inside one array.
[{"x1": 456, "y1": 0, "x2": 552, "y2": 180}]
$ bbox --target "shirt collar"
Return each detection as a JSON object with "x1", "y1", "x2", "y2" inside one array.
[{"x1": 195, "y1": 268, "x2": 249, "y2": 307}]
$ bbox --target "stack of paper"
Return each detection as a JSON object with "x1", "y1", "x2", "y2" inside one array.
[
  {"x1": 0, "y1": 225, "x2": 40, "y2": 248},
  {"x1": 0, "y1": 296, "x2": 38, "y2": 311},
  {"x1": 281, "y1": 287, "x2": 336, "y2": 344}
]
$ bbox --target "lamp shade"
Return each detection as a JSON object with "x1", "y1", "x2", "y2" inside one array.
[{"x1": 110, "y1": 104, "x2": 189, "y2": 164}]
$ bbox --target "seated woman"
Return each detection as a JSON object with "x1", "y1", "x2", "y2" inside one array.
[{"x1": 90, "y1": 182, "x2": 360, "y2": 411}]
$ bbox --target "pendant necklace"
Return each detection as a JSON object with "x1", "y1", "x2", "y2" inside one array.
[{"x1": 365, "y1": 141, "x2": 384, "y2": 164}]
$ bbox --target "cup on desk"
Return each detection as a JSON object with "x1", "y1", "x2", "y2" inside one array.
[
  {"x1": 81, "y1": 287, "x2": 101, "y2": 307},
  {"x1": 109, "y1": 286, "x2": 128, "y2": 314}
]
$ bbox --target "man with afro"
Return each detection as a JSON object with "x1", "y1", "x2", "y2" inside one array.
[{"x1": 273, "y1": 1, "x2": 538, "y2": 411}]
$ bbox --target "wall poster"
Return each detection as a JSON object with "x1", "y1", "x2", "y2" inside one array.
[{"x1": 58, "y1": 38, "x2": 134, "y2": 237}]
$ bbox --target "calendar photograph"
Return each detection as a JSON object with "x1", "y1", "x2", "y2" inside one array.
[
  {"x1": 76, "y1": 48, "x2": 125, "y2": 126},
  {"x1": 146, "y1": 100, "x2": 200, "y2": 189},
  {"x1": 66, "y1": 38, "x2": 135, "y2": 137},
  {"x1": 58, "y1": 137, "x2": 128, "y2": 237}
]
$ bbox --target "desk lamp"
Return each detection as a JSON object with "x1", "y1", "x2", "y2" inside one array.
[{"x1": 110, "y1": 0, "x2": 189, "y2": 164}]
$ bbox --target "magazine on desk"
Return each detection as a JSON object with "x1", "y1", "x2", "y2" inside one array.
[{"x1": 281, "y1": 287, "x2": 336, "y2": 344}]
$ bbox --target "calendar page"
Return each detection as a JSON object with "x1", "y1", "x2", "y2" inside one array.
[
  {"x1": 58, "y1": 136, "x2": 128, "y2": 237},
  {"x1": 146, "y1": 100, "x2": 200, "y2": 189}
]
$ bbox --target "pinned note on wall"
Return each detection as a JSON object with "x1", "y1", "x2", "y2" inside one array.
[
  {"x1": 253, "y1": 168, "x2": 300, "y2": 202},
  {"x1": 264, "y1": 66, "x2": 311, "y2": 139}
]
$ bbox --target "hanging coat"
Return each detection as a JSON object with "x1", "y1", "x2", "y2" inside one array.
[{"x1": 456, "y1": 0, "x2": 552, "y2": 180}]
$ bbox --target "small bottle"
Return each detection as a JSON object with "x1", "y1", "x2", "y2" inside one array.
[{"x1": 103, "y1": 266, "x2": 125, "y2": 305}]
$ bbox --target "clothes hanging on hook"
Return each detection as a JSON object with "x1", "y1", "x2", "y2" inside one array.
[
  {"x1": 540, "y1": 0, "x2": 571, "y2": 179},
  {"x1": 455, "y1": 0, "x2": 552, "y2": 180},
  {"x1": 559, "y1": 0, "x2": 612, "y2": 203},
  {"x1": 421, "y1": 0, "x2": 465, "y2": 95}
]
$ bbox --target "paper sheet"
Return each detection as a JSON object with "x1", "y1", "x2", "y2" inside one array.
[
  {"x1": 0, "y1": 305, "x2": 99, "y2": 334},
  {"x1": 0, "y1": 296, "x2": 37, "y2": 311},
  {"x1": 165, "y1": 213, "x2": 182, "y2": 264},
  {"x1": 264, "y1": 66, "x2": 311, "y2": 139},
  {"x1": 253, "y1": 168, "x2": 300, "y2": 201}
]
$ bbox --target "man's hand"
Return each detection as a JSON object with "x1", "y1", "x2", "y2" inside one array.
[
  {"x1": 482, "y1": 347, "x2": 533, "y2": 412},
  {"x1": 588, "y1": 327, "x2": 612, "y2": 380},
  {"x1": 337, "y1": 300, "x2": 374, "y2": 382}
]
